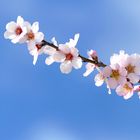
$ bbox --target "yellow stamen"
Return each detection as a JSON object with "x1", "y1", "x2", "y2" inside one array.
[
  {"x1": 126, "y1": 64, "x2": 135, "y2": 74},
  {"x1": 110, "y1": 70, "x2": 120, "y2": 80}
]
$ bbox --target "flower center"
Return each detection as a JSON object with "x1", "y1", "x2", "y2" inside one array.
[
  {"x1": 27, "y1": 32, "x2": 35, "y2": 40},
  {"x1": 66, "y1": 53, "x2": 73, "y2": 60},
  {"x1": 110, "y1": 70, "x2": 120, "y2": 80},
  {"x1": 35, "y1": 44, "x2": 42, "y2": 51},
  {"x1": 15, "y1": 27, "x2": 22, "y2": 35},
  {"x1": 123, "y1": 84, "x2": 132, "y2": 93},
  {"x1": 126, "y1": 64, "x2": 135, "y2": 74}
]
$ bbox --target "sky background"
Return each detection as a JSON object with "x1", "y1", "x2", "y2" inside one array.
[{"x1": 1, "y1": 0, "x2": 140, "y2": 140}]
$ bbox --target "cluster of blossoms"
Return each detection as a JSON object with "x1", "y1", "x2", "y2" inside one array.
[
  {"x1": 92, "y1": 51, "x2": 140, "y2": 99},
  {"x1": 4, "y1": 16, "x2": 140, "y2": 100}
]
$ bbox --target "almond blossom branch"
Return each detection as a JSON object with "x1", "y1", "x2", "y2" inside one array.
[
  {"x1": 4, "y1": 16, "x2": 140, "y2": 100},
  {"x1": 42, "y1": 40, "x2": 106, "y2": 67}
]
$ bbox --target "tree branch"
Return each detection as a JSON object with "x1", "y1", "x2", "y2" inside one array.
[{"x1": 42, "y1": 40, "x2": 107, "y2": 68}]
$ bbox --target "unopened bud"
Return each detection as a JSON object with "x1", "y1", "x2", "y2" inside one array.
[{"x1": 88, "y1": 50, "x2": 98, "y2": 61}]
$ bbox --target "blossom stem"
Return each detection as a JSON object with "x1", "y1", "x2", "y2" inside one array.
[{"x1": 42, "y1": 40, "x2": 107, "y2": 67}]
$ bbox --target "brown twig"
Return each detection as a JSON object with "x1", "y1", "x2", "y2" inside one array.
[{"x1": 42, "y1": 40, "x2": 107, "y2": 68}]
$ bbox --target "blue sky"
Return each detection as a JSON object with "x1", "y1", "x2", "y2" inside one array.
[{"x1": 1, "y1": 0, "x2": 140, "y2": 140}]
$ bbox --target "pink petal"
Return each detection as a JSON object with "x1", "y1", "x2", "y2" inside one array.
[
  {"x1": 128, "y1": 73, "x2": 140, "y2": 84},
  {"x1": 102, "y1": 66, "x2": 112, "y2": 78},
  {"x1": 119, "y1": 68, "x2": 127, "y2": 76},
  {"x1": 45, "y1": 56, "x2": 54, "y2": 65},
  {"x1": 72, "y1": 57, "x2": 82, "y2": 69},
  {"x1": 60, "y1": 61, "x2": 72, "y2": 74},
  {"x1": 70, "y1": 47, "x2": 79, "y2": 57},
  {"x1": 108, "y1": 78, "x2": 118, "y2": 89},
  {"x1": 134, "y1": 65, "x2": 140, "y2": 75},
  {"x1": 59, "y1": 45, "x2": 70, "y2": 54},
  {"x1": 116, "y1": 85, "x2": 125, "y2": 96},
  {"x1": 94, "y1": 73, "x2": 104, "y2": 86},
  {"x1": 83, "y1": 63, "x2": 95, "y2": 77},
  {"x1": 53, "y1": 52, "x2": 65, "y2": 62},
  {"x1": 118, "y1": 76, "x2": 127, "y2": 85}
]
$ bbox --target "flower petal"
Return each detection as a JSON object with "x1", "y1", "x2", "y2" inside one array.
[
  {"x1": 27, "y1": 41, "x2": 36, "y2": 51},
  {"x1": 17, "y1": 16, "x2": 24, "y2": 25},
  {"x1": 32, "y1": 22, "x2": 39, "y2": 33},
  {"x1": 70, "y1": 47, "x2": 79, "y2": 57},
  {"x1": 60, "y1": 61, "x2": 72, "y2": 74},
  {"x1": 119, "y1": 67, "x2": 127, "y2": 76},
  {"x1": 19, "y1": 36, "x2": 27, "y2": 44},
  {"x1": 118, "y1": 76, "x2": 127, "y2": 85},
  {"x1": 108, "y1": 78, "x2": 118, "y2": 89},
  {"x1": 24, "y1": 21, "x2": 31, "y2": 31},
  {"x1": 116, "y1": 85, "x2": 125, "y2": 96},
  {"x1": 66, "y1": 33, "x2": 80, "y2": 48},
  {"x1": 128, "y1": 73, "x2": 140, "y2": 84},
  {"x1": 83, "y1": 63, "x2": 95, "y2": 77},
  {"x1": 102, "y1": 66, "x2": 112, "y2": 78},
  {"x1": 35, "y1": 32, "x2": 44, "y2": 42},
  {"x1": 124, "y1": 92, "x2": 133, "y2": 100},
  {"x1": 53, "y1": 52, "x2": 65, "y2": 62},
  {"x1": 134, "y1": 65, "x2": 140, "y2": 75},
  {"x1": 29, "y1": 49, "x2": 38, "y2": 65},
  {"x1": 72, "y1": 57, "x2": 82, "y2": 69},
  {"x1": 4, "y1": 31, "x2": 16, "y2": 39},
  {"x1": 74, "y1": 33, "x2": 80, "y2": 45},
  {"x1": 33, "y1": 53, "x2": 38, "y2": 65},
  {"x1": 43, "y1": 45, "x2": 56, "y2": 55},
  {"x1": 94, "y1": 73, "x2": 104, "y2": 86},
  {"x1": 45, "y1": 56, "x2": 54, "y2": 65},
  {"x1": 51, "y1": 37, "x2": 58, "y2": 46},
  {"x1": 6, "y1": 22, "x2": 17, "y2": 32},
  {"x1": 59, "y1": 45, "x2": 70, "y2": 54}
]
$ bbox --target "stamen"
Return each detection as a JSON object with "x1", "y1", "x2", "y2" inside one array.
[
  {"x1": 15, "y1": 27, "x2": 22, "y2": 35},
  {"x1": 110, "y1": 70, "x2": 120, "y2": 80},
  {"x1": 66, "y1": 53, "x2": 73, "y2": 60},
  {"x1": 27, "y1": 32, "x2": 35, "y2": 40},
  {"x1": 126, "y1": 64, "x2": 135, "y2": 74},
  {"x1": 124, "y1": 84, "x2": 132, "y2": 92}
]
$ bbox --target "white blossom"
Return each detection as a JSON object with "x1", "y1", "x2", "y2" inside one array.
[
  {"x1": 24, "y1": 21, "x2": 44, "y2": 65},
  {"x1": 5, "y1": 16, "x2": 140, "y2": 100},
  {"x1": 27, "y1": 42, "x2": 45, "y2": 65},
  {"x1": 46, "y1": 34, "x2": 82, "y2": 74},
  {"x1": 4, "y1": 16, "x2": 27, "y2": 43},
  {"x1": 110, "y1": 50, "x2": 128, "y2": 66},
  {"x1": 21, "y1": 21, "x2": 44, "y2": 44}
]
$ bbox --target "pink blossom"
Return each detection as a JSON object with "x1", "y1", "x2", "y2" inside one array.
[
  {"x1": 116, "y1": 82, "x2": 134, "y2": 100},
  {"x1": 102, "y1": 64, "x2": 127, "y2": 89}
]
